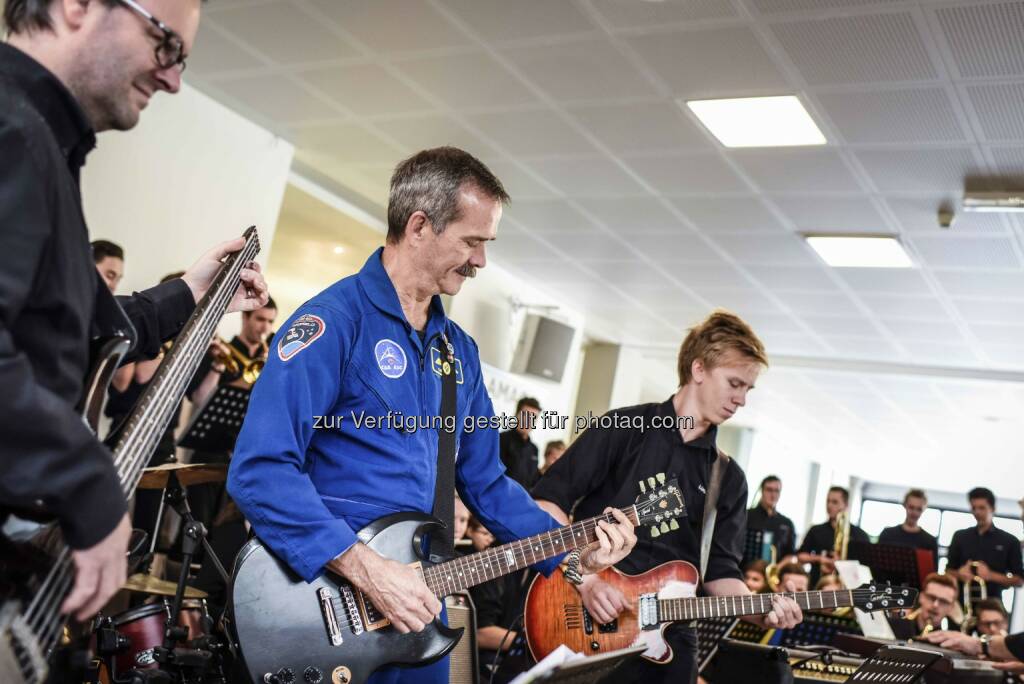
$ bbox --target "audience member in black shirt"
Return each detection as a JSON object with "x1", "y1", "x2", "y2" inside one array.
[
  {"x1": 746, "y1": 475, "x2": 797, "y2": 561},
  {"x1": 946, "y1": 487, "x2": 1023, "y2": 603},
  {"x1": 533, "y1": 311, "x2": 802, "y2": 684},
  {"x1": 498, "y1": 396, "x2": 542, "y2": 490},
  {"x1": 797, "y1": 486, "x2": 870, "y2": 586},
  {"x1": 878, "y1": 488, "x2": 939, "y2": 566}
]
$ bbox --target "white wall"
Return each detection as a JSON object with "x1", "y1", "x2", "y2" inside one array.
[{"x1": 82, "y1": 83, "x2": 294, "y2": 338}]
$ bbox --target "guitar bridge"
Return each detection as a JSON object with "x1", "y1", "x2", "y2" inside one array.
[
  {"x1": 318, "y1": 588, "x2": 343, "y2": 646},
  {"x1": 339, "y1": 585, "x2": 363, "y2": 635},
  {"x1": 638, "y1": 593, "x2": 659, "y2": 631}
]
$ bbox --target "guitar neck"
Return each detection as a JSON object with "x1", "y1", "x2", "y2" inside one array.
[
  {"x1": 657, "y1": 589, "x2": 855, "y2": 622},
  {"x1": 423, "y1": 506, "x2": 637, "y2": 597}
]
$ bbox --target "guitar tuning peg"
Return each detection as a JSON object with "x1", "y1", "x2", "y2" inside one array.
[
  {"x1": 639, "y1": 481, "x2": 646, "y2": 493},
  {"x1": 656, "y1": 473, "x2": 666, "y2": 485},
  {"x1": 647, "y1": 477, "x2": 656, "y2": 488},
  {"x1": 660, "y1": 522, "x2": 669, "y2": 533},
  {"x1": 650, "y1": 526, "x2": 661, "y2": 538},
  {"x1": 669, "y1": 519, "x2": 679, "y2": 530}
]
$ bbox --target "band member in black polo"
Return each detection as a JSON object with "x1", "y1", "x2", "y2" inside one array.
[
  {"x1": 533, "y1": 311, "x2": 802, "y2": 684},
  {"x1": 878, "y1": 488, "x2": 939, "y2": 563},
  {"x1": 946, "y1": 487, "x2": 1023, "y2": 604},
  {"x1": 797, "y1": 486, "x2": 870, "y2": 586},
  {"x1": 498, "y1": 396, "x2": 542, "y2": 489},
  {"x1": 746, "y1": 475, "x2": 797, "y2": 563}
]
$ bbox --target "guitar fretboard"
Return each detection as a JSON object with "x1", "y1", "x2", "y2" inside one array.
[
  {"x1": 658, "y1": 590, "x2": 855, "y2": 622},
  {"x1": 422, "y1": 507, "x2": 637, "y2": 597}
]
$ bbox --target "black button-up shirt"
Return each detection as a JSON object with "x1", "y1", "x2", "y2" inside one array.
[
  {"x1": 947, "y1": 524, "x2": 1023, "y2": 601},
  {"x1": 532, "y1": 398, "x2": 748, "y2": 582},
  {"x1": 746, "y1": 504, "x2": 797, "y2": 558},
  {"x1": 0, "y1": 44, "x2": 194, "y2": 548},
  {"x1": 798, "y1": 520, "x2": 870, "y2": 585},
  {"x1": 498, "y1": 428, "x2": 540, "y2": 491},
  {"x1": 878, "y1": 525, "x2": 938, "y2": 560}
]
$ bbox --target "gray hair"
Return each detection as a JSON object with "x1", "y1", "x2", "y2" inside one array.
[{"x1": 387, "y1": 146, "x2": 510, "y2": 244}]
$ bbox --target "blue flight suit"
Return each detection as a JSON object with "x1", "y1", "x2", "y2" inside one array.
[{"x1": 228, "y1": 248, "x2": 562, "y2": 684}]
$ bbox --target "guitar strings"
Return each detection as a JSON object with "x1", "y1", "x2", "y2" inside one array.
[{"x1": 20, "y1": 236, "x2": 259, "y2": 663}]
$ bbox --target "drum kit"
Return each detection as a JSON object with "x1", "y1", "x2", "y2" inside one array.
[{"x1": 88, "y1": 463, "x2": 236, "y2": 684}]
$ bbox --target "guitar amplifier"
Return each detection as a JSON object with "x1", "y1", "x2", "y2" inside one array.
[{"x1": 446, "y1": 592, "x2": 478, "y2": 684}]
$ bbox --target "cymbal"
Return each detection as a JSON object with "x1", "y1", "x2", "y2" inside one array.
[
  {"x1": 137, "y1": 462, "x2": 227, "y2": 490},
  {"x1": 123, "y1": 573, "x2": 207, "y2": 599}
]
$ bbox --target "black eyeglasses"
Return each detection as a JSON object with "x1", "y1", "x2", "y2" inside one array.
[{"x1": 116, "y1": 0, "x2": 188, "y2": 73}]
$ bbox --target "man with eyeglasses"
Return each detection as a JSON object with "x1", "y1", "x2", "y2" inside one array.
[
  {"x1": 1, "y1": 0, "x2": 267, "y2": 624},
  {"x1": 887, "y1": 572, "x2": 959, "y2": 640}
]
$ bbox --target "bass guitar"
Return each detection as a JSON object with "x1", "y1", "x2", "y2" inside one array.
[
  {"x1": 0, "y1": 227, "x2": 261, "y2": 683},
  {"x1": 524, "y1": 561, "x2": 916, "y2": 663},
  {"x1": 228, "y1": 480, "x2": 685, "y2": 684}
]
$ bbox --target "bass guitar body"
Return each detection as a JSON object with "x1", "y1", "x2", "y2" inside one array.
[{"x1": 524, "y1": 560, "x2": 699, "y2": 665}]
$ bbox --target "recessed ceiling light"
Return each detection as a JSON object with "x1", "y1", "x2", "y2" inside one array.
[
  {"x1": 805, "y1": 235, "x2": 913, "y2": 268},
  {"x1": 685, "y1": 95, "x2": 826, "y2": 148},
  {"x1": 333, "y1": 245, "x2": 345, "y2": 254}
]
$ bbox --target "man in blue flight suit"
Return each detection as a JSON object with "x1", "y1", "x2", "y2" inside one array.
[{"x1": 228, "y1": 147, "x2": 636, "y2": 684}]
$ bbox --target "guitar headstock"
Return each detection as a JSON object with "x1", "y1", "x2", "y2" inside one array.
[
  {"x1": 850, "y1": 583, "x2": 918, "y2": 613},
  {"x1": 633, "y1": 473, "x2": 685, "y2": 537}
]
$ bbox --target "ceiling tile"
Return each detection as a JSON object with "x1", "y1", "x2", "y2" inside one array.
[
  {"x1": 631, "y1": 234, "x2": 724, "y2": 264},
  {"x1": 438, "y1": 0, "x2": 597, "y2": 41},
  {"x1": 543, "y1": 230, "x2": 634, "y2": 261},
  {"x1": 934, "y1": 271, "x2": 1024, "y2": 298},
  {"x1": 690, "y1": 288, "x2": 784, "y2": 316},
  {"x1": 778, "y1": 291, "x2": 863, "y2": 316},
  {"x1": 986, "y1": 146, "x2": 1024, "y2": 190},
  {"x1": 307, "y1": 0, "x2": 471, "y2": 54},
  {"x1": 760, "y1": 332, "x2": 830, "y2": 356},
  {"x1": 212, "y1": 74, "x2": 341, "y2": 124},
  {"x1": 370, "y1": 115, "x2": 496, "y2": 158},
  {"x1": 835, "y1": 268, "x2": 934, "y2": 296},
  {"x1": 527, "y1": 157, "x2": 648, "y2": 197},
  {"x1": 754, "y1": 0, "x2": 937, "y2": 14},
  {"x1": 971, "y1": 323, "x2": 1024, "y2": 347},
  {"x1": 934, "y1": 2, "x2": 1024, "y2": 79},
  {"x1": 772, "y1": 196, "x2": 888, "y2": 233},
  {"x1": 568, "y1": 101, "x2": 711, "y2": 155},
  {"x1": 292, "y1": 122, "x2": 407, "y2": 164},
  {"x1": 980, "y1": 343, "x2": 1024, "y2": 367},
  {"x1": 741, "y1": 312, "x2": 804, "y2": 335},
  {"x1": 731, "y1": 149, "x2": 863, "y2": 194},
  {"x1": 816, "y1": 88, "x2": 966, "y2": 144},
  {"x1": 745, "y1": 265, "x2": 839, "y2": 291},
  {"x1": 465, "y1": 109, "x2": 598, "y2": 158},
  {"x1": 964, "y1": 82, "x2": 1024, "y2": 142},
  {"x1": 822, "y1": 335, "x2": 901, "y2": 359},
  {"x1": 298, "y1": 63, "x2": 435, "y2": 117},
  {"x1": 591, "y1": 0, "x2": 739, "y2": 28},
  {"x1": 882, "y1": 318, "x2": 964, "y2": 343},
  {"x1": 625, "y1": 153, "x2": 748, "y2": 195},
  {"x1": 481, "y1": 160, "x2": 557, "y2": 200},
  {"x1": 210, "y1": 0, "x2": 361, "y2": 65},
  {"x1": 854, "y1": 148, "x2": 982, "y2": 193},
  {"x1": 500, "y1": 38, "x2": 657, "y2": 102},
  {"x1": 489, "y1": 233, "x2": 556, "y2": 261},
  {"x1": 574, "y1": 197, "x2": 691, "y2": 234},
  {"x1": 504, "y1": 199, "x2": 597, "y2": 233},
  {"x1": 954, "y1": 298, "x2": 1024, "y2": 326},
  {"x1": 674, "y1": 262, "x2": 754, "y2": 289},
  {"x1": 395, "y1": 52, "x2": 539, "y2": 110},
  {"x1": 886, "y1": 197, "x2": 1009, "y2": 234},
  {"x1": 190, "y1": 22, "x2": 265, "y2": 75},
  {"x1": 859, "y1": 295, "x2": 950, "y2": 320},
  {"x1": 672, "y1": 197, "x2": 787, "y2": 232},
  {"x1": 770, "y1": 12, "x2": 936, "y2": 85},
  {"x1": 908, "y1": 236, "x2": 1022, "y2": 269},
  {"x1": 625, "y1": 26, "x2": 789, "y2": 97},
  {"x1": 712, "y1": 234, "x2": 819, "y2": 266}
]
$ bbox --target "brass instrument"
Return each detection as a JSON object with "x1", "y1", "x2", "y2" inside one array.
[
  {"x1": 833, "y1": 511, "x2": 851, "y2": 562},
  {"x1": 959, "y1": 561, "x2": 988, "y2": 634},
  {"x1": 765, "y1": 545, "x2": 781, "y2": 592},
  {"x1": 212, "y1": 337, "x2": 267, "y2": 384},
  {"x1": 905, "y1": 606, "x2": 949, "y2": 637}
]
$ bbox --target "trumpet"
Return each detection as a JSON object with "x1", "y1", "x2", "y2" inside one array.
[
  {"x1": 959, "y1": 562, "x2": 988, "y2": 634},
  {"x1": 212, "y1": 337, "x2": 267, "y2": 384}
]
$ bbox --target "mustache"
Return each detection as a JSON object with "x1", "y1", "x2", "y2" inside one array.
[{"x1": 456, "y1": 263, "x2": 477, "y2": 278}]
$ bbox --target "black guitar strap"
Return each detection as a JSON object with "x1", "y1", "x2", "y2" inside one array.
[{"x1": 431, "y1": 331, "x2": 458, "y2": 558}]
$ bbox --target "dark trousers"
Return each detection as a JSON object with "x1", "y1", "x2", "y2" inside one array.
[{"x1": 604, "y1": 626, "x2": 697, "y2": 684}]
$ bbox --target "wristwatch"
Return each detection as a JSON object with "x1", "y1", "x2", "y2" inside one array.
[{"x1": 979, "y1": 634, "x2": 990, "y2": 658}]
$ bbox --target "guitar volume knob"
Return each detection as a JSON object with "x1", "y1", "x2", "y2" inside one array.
[
  {"x1": 304, "y1": 667, "x2": 323, "y2": 683},
  {"x1": 276, "y1": 668, "x2": 296, "y2": 684}
]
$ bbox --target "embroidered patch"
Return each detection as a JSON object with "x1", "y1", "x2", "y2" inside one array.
[
  {"x1": 374, "y1": 339, "x2": 407, "y2": 379},
  {"x1": 430, "y1": 346, "x2": 464, "y2": 384},
  {"x1": 277, "y1": 314, "x2": 325, "y2": 361}
]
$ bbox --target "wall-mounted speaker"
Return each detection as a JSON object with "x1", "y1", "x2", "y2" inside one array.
[{"x1": 510, "y1": 314, "x2": 576, "y2": 382}]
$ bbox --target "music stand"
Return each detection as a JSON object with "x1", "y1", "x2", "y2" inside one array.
[
  {"x1": 177, "y1": 385, "x2": 251, "y2": 453},
  {"x1": 697, "y1": 616, "x2": 740, "y2": 673},
  {"x1": 847, "y1": 644, "x2": 942, "y2": 681},
  {"x1": 521, "y1": 645, "x2": 647, "y2": 684},
  {"x1": 770, "y1": 611, "x2": 863, "y2": 648},
  {"x1": 848, "y1": 541, "x2": 935, "y2": 590},
  {"x1": 743, "y1": 528, "x2": 769, "y2": 565}
]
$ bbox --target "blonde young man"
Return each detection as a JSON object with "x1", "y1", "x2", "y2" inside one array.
[{"x1": 533, "y1": 311, "x2": 803, "y2": 684}]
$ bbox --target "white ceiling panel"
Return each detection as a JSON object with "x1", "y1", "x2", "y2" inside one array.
[
  {"x1": 802, "y1": 315, "x2": 878, "y2": 337},
  {"x1": 465, "y1": 109, "x2": 599, "y2": 158},
  {"x1": 823, "y1": 335, "x2": 901, "y2": 359},
  {"x1": 672, "y1": 197, "x2": 788, "y2": 232},
  {"x1": 859, "y1": 295, "x2": 950, "y2": 320},
  {"x1": 631, "y1": 234, "x2": 724, "y2": 264},
  {"x1": 370, "y1": 115, "x2": 497, "y2": 158},
  {"x1": 690, "y1": 288, "x2": 786, "y2": 316},
  {"x1": 307, "y1": 0, "x2": 472, "y2": 54},
  {"x1": 482, "y1": 160, "x2": 557, "y2": 200},
  {"x1": 908, "y1": 236, "x2": 1023, "y2": 270},
  {"x1": 955, "y1": 299, "x2": 1024, "y2": 326},
  {"x1": 394, "y1": 52, "x2": 540, "y2": 110},
  {"x1": 778, "y1": 291, "x2": 865, "y2": 317},
  {"x1": 590, "y1": 0, "x2": 739, "y2": 28},
  {"x1": 835, "y1": 267, "x2": 935, "y2": 295},
  {"x1": 543, "y1": 230, "x2": 636, "y2": 261},
  {"x1": 971, "y1": 323, "x2": 1024, "y2": 347},
  {"x1": 855, "y1": 148, "x2": 983, "y2": 194},
  {"x1": 712, "y1": 234, "x2": 819, "y2": 266},
  {"x1": 211, "y1": 74, "x2": 342, "y2": 124},
  {"x1": 504, "y1": 199, "x2": 597, "y2": 234},
  {"x1": 528, "y1": 157, "x2": 648, "y2": 197},
  {"x1": 744, "y1": 265, "x2": 839, "y2": 291},
  {"x1": 882, "y1": 318, "x2": 964, "y2": 343},
  {"x1": 964, "y1": 81, "x2": 1024, "y2": 142},
  {"x1": 625, "y1": 153, "x2": 749, "y2": 195},
  {"x1": 730, "y1": 149, "x2": 863, "y2": 194},
  {"x1": 189, "y1": 22, "x2": 265, "y2": 74},
  {"x1": 568, "y1": 101, "x2": 712, "y2": 155},
  {"x1": 933, "y1": 1, "x2": 1024, "y2": 79},
  {"x1": 292, "y1": 122, "x2": 407, "y2": 164},
  {"x1": 574, "y1": 197, "x2": 691, "y2": 234},
  {"x1": 772, "y1": 196, "x2": 888, "y2": 233},
  {"x1": 625, "y1": 26, "x2": 789, "y2": 96},
  {"x1": 886, "y1": 197, "x2": 1009, "y2": 234},
  {"x1": 816, "y1": 88, "x2": 966, "y2": 144},
  {"x1": 298, "y1": 63, "x2": 436, "y2": 117},
  {"x1": 438, "y1": 0, "x2": 598, "y2": 42},
  {"x1": 934, "y1": 271, "x2": 1024, "y2": 298},
  {"x1": 675, "y1": 262, "x2": 755, "y2": 289}
]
